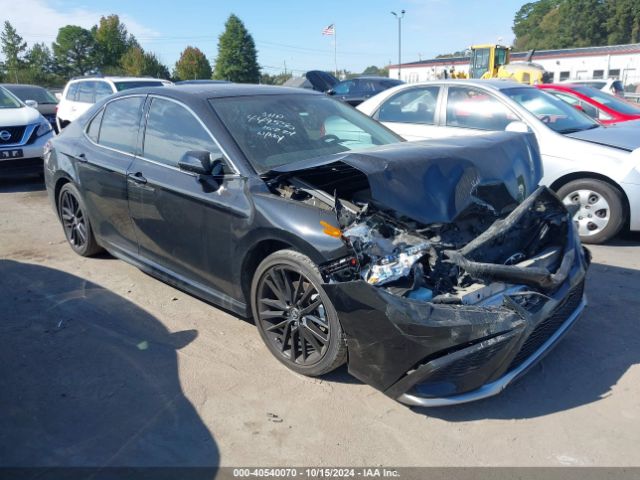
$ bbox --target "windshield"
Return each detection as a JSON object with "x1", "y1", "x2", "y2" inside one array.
[
  {"x1": 0, "y1": 86, "x2": 24, "y2": 109},
  {"x1": 210, "y1": 94, "x2": 402, "y2": 172},
  {"x1": 503, "y1": 87, "x2": 598, "y2": 134},
  {"x1": 5, "y1": 85, "x2": 58, "y2": 104},
  {"x1": 470, "y1": 48, "x2": 490, "y2": 79},
  {"x1": 572, "y1": 86, "x2": 640, "y2": 115},
  {"x1": 114, "y1": 81, "x2": 165, "y2": 91}
]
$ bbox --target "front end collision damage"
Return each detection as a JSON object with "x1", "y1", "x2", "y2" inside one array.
[{"x1": 265, "y1": 133, "x2": 590, "y2": 406}]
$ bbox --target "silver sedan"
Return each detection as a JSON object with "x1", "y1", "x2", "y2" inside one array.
[{"x1": 358, "y1": 79, "x2": 640, "y2": 244}]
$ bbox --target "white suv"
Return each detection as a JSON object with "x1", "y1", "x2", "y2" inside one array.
[{"x1": 56, "y1": 76, "x2": 171, "y2": 130}]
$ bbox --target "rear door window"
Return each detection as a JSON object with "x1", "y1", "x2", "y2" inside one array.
[
  {"x1": 378, "y1": 86, "x2": 440, "y2": 124},
  {"x1": 98, "y1": 97, "x2": 145, "y2": 154},
  {"x1": 77, "y1": 82, "x2": 95, "y2": 103},
  {"x1": 142, "y1": 97, "x2": 219, "y2": 167}
]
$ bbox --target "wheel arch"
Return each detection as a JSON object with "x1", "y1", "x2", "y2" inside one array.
[
  {"x1": 239, "y1": 238, "x2": 298, "y2": 313},
  {"x1": 238, "y1": 232, "x2": 340, "y2": 315},
  {"x1": 53, "y1": 175, "x2": 73, "y2": 214},
  {"x1": 549, "y1": 171, "x2": 630, "y2": 223}
]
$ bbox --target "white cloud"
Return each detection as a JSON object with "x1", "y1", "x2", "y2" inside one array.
[{"x1": 0, "y1": 0, "x2": 159, "y2": 52}]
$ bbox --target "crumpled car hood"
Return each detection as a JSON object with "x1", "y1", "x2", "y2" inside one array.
[{"x1": 270, "y1": 131, "x2": 542, "y2": 225}]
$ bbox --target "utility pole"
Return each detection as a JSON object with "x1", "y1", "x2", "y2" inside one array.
[{"x1": 391, "y1": 10, "x2": 405, "y2": 80}]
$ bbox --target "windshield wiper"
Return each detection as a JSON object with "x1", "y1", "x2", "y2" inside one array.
[{"x1": 559, "y1": 124, "x2": 599, "y2": 134}]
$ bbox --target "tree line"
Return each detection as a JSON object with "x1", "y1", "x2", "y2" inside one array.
[
  {"x1": 0, "y1": 13, "x2": 261, "y2": 86},
  {"x1": 514, "y1": 0, "x2": 640, "y2": 51}
]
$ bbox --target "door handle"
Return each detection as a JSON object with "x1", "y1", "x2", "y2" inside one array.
[{"x1": 127, "y1": 172, "x2": 147, "y2": 185}]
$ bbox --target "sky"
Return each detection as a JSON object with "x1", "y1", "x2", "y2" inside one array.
[{"x1": 0, "y1": 0, "x2": 526, "y2": 74}]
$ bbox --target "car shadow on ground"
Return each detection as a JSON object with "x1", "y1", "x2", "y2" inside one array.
[
  {"x1": 0, "y1": 260, "x2": 219, "y2": 473},
  {"x1": 604, "y1": 230, "x2": 640, "y2": 247},
  {"x1": 412, "y1": 261, "x2": 640, "y2": 420},
  {"x1": 0, "y1": 177, "x2": 45, "y2": 193}
]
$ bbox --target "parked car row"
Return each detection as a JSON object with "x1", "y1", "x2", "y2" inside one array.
[
  {"x1": 56, "y1": 76, "x2": 171, "y2": 130},
  {"x1": 284, "y1": 70, "x2": 404, "y2": 106},
  {"x1": 43, "y1": 83, "x2": 589, "y2": 407},
  {"x1": 357, "y1": 79, "x2": 640, "y2": 244}
]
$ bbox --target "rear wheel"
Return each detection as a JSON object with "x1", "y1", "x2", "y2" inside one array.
[
  {"x1": 251, "y1": 249, "x2": 347, "y2": 376},
  {"x1": 58, "y1": 183, "x2": 102, "y2": 256},
  {"x1": 557, "y1": 178, "x2": 625, "y2": 244}
]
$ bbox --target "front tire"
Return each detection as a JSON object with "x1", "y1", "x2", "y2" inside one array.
[
  {"x1": 557, "y1": 179, "x2": 625, "y2": 244},
  {"x1": 58, "y1": 183, "x2": 102, "y2": 257},
  {"x1": 251, "y1": 249, "x2": 347, "y2": 376}
]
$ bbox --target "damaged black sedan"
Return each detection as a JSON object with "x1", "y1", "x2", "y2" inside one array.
[{"x1": 44, "y1": 84, "x2": 590, "y2": 406}]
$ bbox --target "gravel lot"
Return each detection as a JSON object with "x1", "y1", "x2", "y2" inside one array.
[{"x1": 1, "y1": 178, "x2": 639, "y2": 468}]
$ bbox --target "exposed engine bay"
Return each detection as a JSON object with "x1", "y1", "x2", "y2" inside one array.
[{"x1": 268, "y1": 147, "x2": 571, "y2": 306}]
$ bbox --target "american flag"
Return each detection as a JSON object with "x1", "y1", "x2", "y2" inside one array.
[{"x1": 322, "y1": 24, "x2": 335, "y2": 36}]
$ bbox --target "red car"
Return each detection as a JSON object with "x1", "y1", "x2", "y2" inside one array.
[{"x1": 538, "y1": 84, "x2": 640, "y2": 125}]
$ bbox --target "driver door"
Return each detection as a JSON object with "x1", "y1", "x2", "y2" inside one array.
[{"x1": 127, "y1": 96, "x2": 247, "y2": 295}]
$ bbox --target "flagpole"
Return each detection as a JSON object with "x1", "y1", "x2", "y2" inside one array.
[{"x1": 334, "y1": 24, "x2": 338, "y2": 78}]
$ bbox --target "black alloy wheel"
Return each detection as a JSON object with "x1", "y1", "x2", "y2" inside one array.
[
  {"x1": 251, "y1": 250, "x2": 347, "y2": 376},
  {"x1": 58, "y1": 183, "x2": 101, "y2": 256}
]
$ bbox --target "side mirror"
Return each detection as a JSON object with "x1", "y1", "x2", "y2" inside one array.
[
  {"x1": 573, "y1": 104, "x2": 585, "y2": 112},
  {"x1": 505, "y1": 121, "x2": 531, "y2": 133},
  {"x1": 178, "y1": 150, "x2": 215, "y2": 175},
  {"x1": 25, "y1": 99, "x2": 38, "y2": 108},
  {"x1": 326, "y1": 89, "x2": 335, "y2": 95}
]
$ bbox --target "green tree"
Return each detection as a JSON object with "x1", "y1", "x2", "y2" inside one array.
[
  {"x1": 260, "y1": 72, "x2": 292, "y2": 85},
  {"x1": 513, "y1": 0, "x2": 610, "y2": 50},
  {"x1": 20, "y1": 42, "x2": 62, "y2": 85},
  {"x1": 121, "y1": 46, "x2": 169, "y2": 78},
  {"x1": 361, "y1": 65, "x2": 390, "y2": 76},
  {"x1": 213, "y1": 14, "x2": 260, "y2": 83},
  {"x1": 513, "y1": 0, "x2": 561, "y2": 50},
  {"x1": 555, "y1": 0, "x2": 608, "y2": 48},
  {"x1": 26, "y1": 43, "x2": 53, "y2": 73},
  {"x1": 0, "y1": 21, "x2": 27, "y2": 82},
  {"x1": 174, "y1": 46, "x2": 212, "y2": 80},
  {"x1": 92, "y1": 14, "x2": 138, "y2": 70},
  {"x1": 607, "y1": 0, "x2": 640, "y2": 44},
  {"x1": 53, "y1": 25, "x2": 98, "y2": 76}
]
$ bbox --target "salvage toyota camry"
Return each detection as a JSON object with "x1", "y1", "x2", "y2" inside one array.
[{"x1": 44, "y1": 84, "x2": 590, "y2": 406}]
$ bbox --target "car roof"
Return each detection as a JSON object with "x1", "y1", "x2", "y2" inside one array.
[
  {"x1": 355, "y1": 76, "x2": 400, "y2": 80},
  {"x1": 391, "y1": 79, "x2": 526, "y2": 91},
  {"x1": 69, "y1": 76, "x2": 167, "y2": 83},
  {"x1": 1, "y1": 83, "x2": 47, "y2": 90},
  {"x1": 111, "y1": 83, "x2": 322, "y2": 100}
]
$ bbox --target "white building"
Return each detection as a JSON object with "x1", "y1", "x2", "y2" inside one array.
[{"x1": 389, "y1": 43, "x2": 640, "y2": 87}]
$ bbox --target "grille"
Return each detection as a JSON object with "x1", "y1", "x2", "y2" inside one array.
[
  {"x1": 0, "y1": 126, "x2": 26, "y2": 145},
  {"x1": 426, "y1": 336, "x2": 512, "y2": 383},
  {"x1": 507, "y1": 281, "x2": 584, "y2": 372}
]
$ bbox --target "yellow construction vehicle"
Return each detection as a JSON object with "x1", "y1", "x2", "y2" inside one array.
[{"x1": 466, "y1": 44, "x2": 550, "y2": 85}]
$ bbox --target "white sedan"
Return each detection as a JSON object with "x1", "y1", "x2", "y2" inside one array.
[{"x1": 358, "y1": 79, "x2": 640, "y2": 244}]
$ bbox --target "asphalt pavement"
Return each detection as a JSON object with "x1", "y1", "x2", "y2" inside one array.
[{"x1": 1, "y1": 178, "x2": 639, "y2": 467}]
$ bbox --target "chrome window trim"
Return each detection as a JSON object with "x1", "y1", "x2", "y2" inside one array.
[{"x1": 81, "y1": 93, "x2": 242, "y2": 178}]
